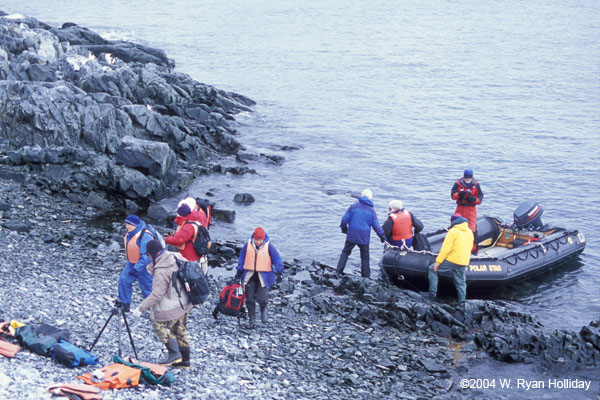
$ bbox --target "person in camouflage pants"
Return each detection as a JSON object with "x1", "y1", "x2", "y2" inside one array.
[{"x1": 152, "y1": 314, "x2": 189, "y2": 348}]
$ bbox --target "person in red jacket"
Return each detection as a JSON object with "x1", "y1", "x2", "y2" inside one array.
[
  {"x1": 451, "y1": 168, "x2": 483, "y2": 254},
  {"x1": 165, "y1": 203, "x2": 209, "y2": 274}
]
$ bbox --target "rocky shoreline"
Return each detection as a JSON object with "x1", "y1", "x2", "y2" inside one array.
[
  {"x1": 1, "y1": 12, "x2": 599, "y2": 400},
  {"x1": 1, "y1": 179, "x2": 599, "y2": 399}
]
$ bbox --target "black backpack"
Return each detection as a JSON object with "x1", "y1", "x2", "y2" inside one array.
[
  {"x1": 186, "y1": 222, "x2": 211, "y2": 256},
  {"x1": 412, "y1": 232, "x2": 431, "y2": 252},
  {"x1": 172, "y1": 257, "x2": 210, "y2": 307}
]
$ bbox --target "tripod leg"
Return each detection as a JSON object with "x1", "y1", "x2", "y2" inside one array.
[
  {"x1": 117, "y1": 314, "x2": 122, "y2": 357},
  {"x1": 121, "y1": 309, "x2": 139, "y2": 360},
  {"x1": 89, "y1": 311, "x2": 115, "y2": 353}
]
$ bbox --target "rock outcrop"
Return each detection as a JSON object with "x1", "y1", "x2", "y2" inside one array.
[{"x1": 0, "y1": 12, "x2": 255, "y2": 209}]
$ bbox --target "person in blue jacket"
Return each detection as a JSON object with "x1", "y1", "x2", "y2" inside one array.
[
  {"x1": 234, "y1": 227, "x2": 284, "y2": 328},
  {"x1": 118, "y1": 215, "x2": 156, "y2": 312},
  {"x1": 336, "y1": 189, "x2": 385, "y2": 278}
]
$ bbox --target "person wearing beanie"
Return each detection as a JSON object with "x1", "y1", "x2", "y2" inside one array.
[
  {"x1": 166, "y1": 197, "x2": 210, "y2": 274},
  {"x1": 336, "y1": 189, "x2": 385, "y2": 278},
  {"x1": 119, "y1": 215, "x2": 165, "y2": 312},
  {"x1": 381, "y1": 200, "x2": 424, "y2": 248},
  {"x1": 234, "y1": 227, "x2": 284, "y2": 329},
  {"x1": 131, "y1": 241, "x2": 193, "y2": 368},
  {"x1": 426, "y1": 213, "x2": 474, "y2": 304},
  {"x1": 178, "y1": 197, "x2": 213, "y2": 227},
  {"x1": 451, "y1": 168, "x2": 484, "y2": 254}
]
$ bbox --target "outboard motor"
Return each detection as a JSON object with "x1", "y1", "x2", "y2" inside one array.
[{"x1": 513, "y1": 200, "x2": 544, "y2": 230}]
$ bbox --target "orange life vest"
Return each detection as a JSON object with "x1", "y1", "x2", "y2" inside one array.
[
  {"x1": 390, "y1": 210, "x2": 413, "y2": 241},
  {"x1": 455, "y1": 178, "x2": 480, "y2": 206},
  {"x1": 48, "y1": 383, "x2": 103, "y2": 400},
  {"x1": 124, "y1": 231, "x2": 143, "y2": 263},
  {"x1": 0, "y1": 339, "x2": 20, "y2": 358},
  {"x1": 243, "y1": 240, "x2": 272, "y2": 272},
  {"x1": 78, "y1": 363, "x2": 141, "y2": 390}
]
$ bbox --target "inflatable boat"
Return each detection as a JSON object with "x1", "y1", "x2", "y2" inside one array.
[{"x1": 380, "y1": 201, "x2": 586, "y2": 292}]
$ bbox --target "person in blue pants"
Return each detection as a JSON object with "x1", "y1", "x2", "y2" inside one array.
[{"x1": 118, "y1": 215, "x2": 154, "y2": 312}]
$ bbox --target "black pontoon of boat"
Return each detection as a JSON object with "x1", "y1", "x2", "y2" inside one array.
[{"x1": 380, "y1": 201, "x2": 586, "y2": 292}]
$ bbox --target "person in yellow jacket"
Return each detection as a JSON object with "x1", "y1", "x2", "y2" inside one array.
[{"x1": 427, "y1": 213, "x2": 474, "y2": 303}]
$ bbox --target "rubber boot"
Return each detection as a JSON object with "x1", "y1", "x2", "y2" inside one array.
[
  {"x1": 247, "y1": 301, "x2": 256, "y2": 329},
  {"x1": 172, "y1": 347, "x2": 190, "y2": 369},
  {"x1": 159, "y1": 338, "x2": 182, "y2": 366},
  {"x1": 260, "y1": 303, "x2": 268, "y2": 324}
]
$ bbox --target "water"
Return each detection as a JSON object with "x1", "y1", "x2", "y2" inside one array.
[{"x1": 4, "y1": 0, "x2": 599, "y2": 337}]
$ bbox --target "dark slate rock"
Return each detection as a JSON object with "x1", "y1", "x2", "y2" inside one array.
[
  {"x1": 260, "y1": 153, "x2": 285, "y2": 164},
  {"x1": 233, "y1": 192, "x2": 255, "y2": 204},
  {"x1": 0, "y1": 14, "x2": 255, "y2": 210},
  {"x1": 3, "y1": 220, "x2": 29, "y2": 232},
  {"x1": 212, "y1": 208, "x2": 235, "y2": 223},
  {"x1": 419, "y1": 359, "x2": 447, "y2": 373},
  {"x1": 236, "y1": 151, "x2": 259, "y2": 164},
  {"x1": 116, "y1": 135, "x2": 177, "y2": 183}
]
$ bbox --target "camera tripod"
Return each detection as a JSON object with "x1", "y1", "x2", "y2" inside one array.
[{"x1": 89, "y1": 301, "x2": 138, "y2": 359}]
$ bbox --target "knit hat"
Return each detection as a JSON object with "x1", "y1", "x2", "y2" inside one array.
[
  {"x1": 361, "y1": 188, "x2": 373, "y2": 200},
  {"x1": 125, "y1": 215, "x2": 141, "y2": 227},
  {"x1": 177, "y1": 203, "x2": 191, "y2": 217},
  {"x1": 450, "y1": 213, "x2": 467, "y2": 226},
  {"x1": 253, "y1": 227, "x2": 266, "y2": 240},
  {"x1": 178, "y1": 197, "x2": 197, "y2": 212},
  {"x1": 388, "y1": 200, "x2": 403, "y2": 210},
  {"x1": 146, "y1": 239, "x2": 163, "y2": 260},
  {"x1": 452, "y1": 212, "x2": 464, "y2": 222},
  {"x1": 463, "y1": 168, "x2": 473, "y2": 178}
]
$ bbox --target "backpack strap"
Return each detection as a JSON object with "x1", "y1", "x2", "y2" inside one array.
[
  {"x1": 171, "y1": 256, "x2": 185, "y2": 310},
  {"x1": 184, "y1": 222, "x2": 200, "y2": 246}
]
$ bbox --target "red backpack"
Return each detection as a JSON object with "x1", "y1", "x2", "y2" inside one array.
[{"x1": 212, "y1": 280, "x2": 246, "y2": 323}]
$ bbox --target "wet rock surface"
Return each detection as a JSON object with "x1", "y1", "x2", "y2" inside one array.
[
  {"x1": 0, "y1": 12, "x2": 266, "y2": 209},
  {"x1": 1, "y1": 180, "x2": 598, "y2": 400}
]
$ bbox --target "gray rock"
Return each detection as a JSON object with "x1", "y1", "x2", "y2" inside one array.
[
  {"x1": 233, "y1": 193, "x2": 255, "y2": 204},
  {"x1": 3, "y1": 220, "x2": 29, "y2": 232}
]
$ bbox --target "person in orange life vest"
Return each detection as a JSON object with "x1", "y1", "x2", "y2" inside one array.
[
  {"x1": 451, "y1": 168, "x2": 483, "y2": 253},
  {"x1": 118, "y1": 215, "x2": 154, "y2": 312},
  {"x1": 131, "y1": 239, "x2": 193, "y2": 368},
  {"x1": 165, "y1": 203, "x2": 209, "y2": 274},
  {"x1": 234, "y1": 227, "x2": 284, "y2": 329},
  {"x1": 381, "y1": 200, "x2": 424, "y2": 248}
]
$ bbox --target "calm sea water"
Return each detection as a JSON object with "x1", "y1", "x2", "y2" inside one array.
[{"x1": 3, "y1": 2, "x2": 599, "y2": 335}]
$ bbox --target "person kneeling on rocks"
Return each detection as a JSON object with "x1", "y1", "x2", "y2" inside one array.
[
  {"x1": 132, "y1": 239, "x2": 192, "y2": 368},
  {"x1": 427, "y1": 213, "x2": 474, "y2": 304},
  {"x1": 234, "y1": 227, "x2": 284, "y2": 329}
]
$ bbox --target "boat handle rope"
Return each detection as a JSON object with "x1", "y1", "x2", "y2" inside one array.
[
  {"x1": 384, "y1": 242, "x2": 436, "y2": 256},
  {"x1": 545, "y1": 240, "x2": 560, "y2": 252},
  {"x1": 504, "y1": 236, "x2": 562, "y2": 265},
  {"x1": 528, "y1": 247, "x2": 540, "y2": 259}
]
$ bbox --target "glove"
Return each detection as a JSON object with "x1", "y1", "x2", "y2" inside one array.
[
  {"x1": 131, "y1": 308, "x2": 142, "y2": 318},
  {"x1": 276, "y1": 273, "x2": 283, "y2": 284},
  {"x1": 467, "y1": 195, "x2": 477, "y2": 205},
  {"x1": 380, "y1": 236, "x2": 385, "y2": 243},
  {"x1": 234, "y1": 269, "x2": 243, "y2": 282},
  {"x1": 341, "y1": 226, "x2": 348, "y2": 234},
  {"x1": 458, "y1": 190, "x2": 468, "y2": 199}
]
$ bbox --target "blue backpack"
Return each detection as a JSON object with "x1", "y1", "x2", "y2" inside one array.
[{"x1": 50, "y1": 340, "x2": 99, "y2": 367}]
